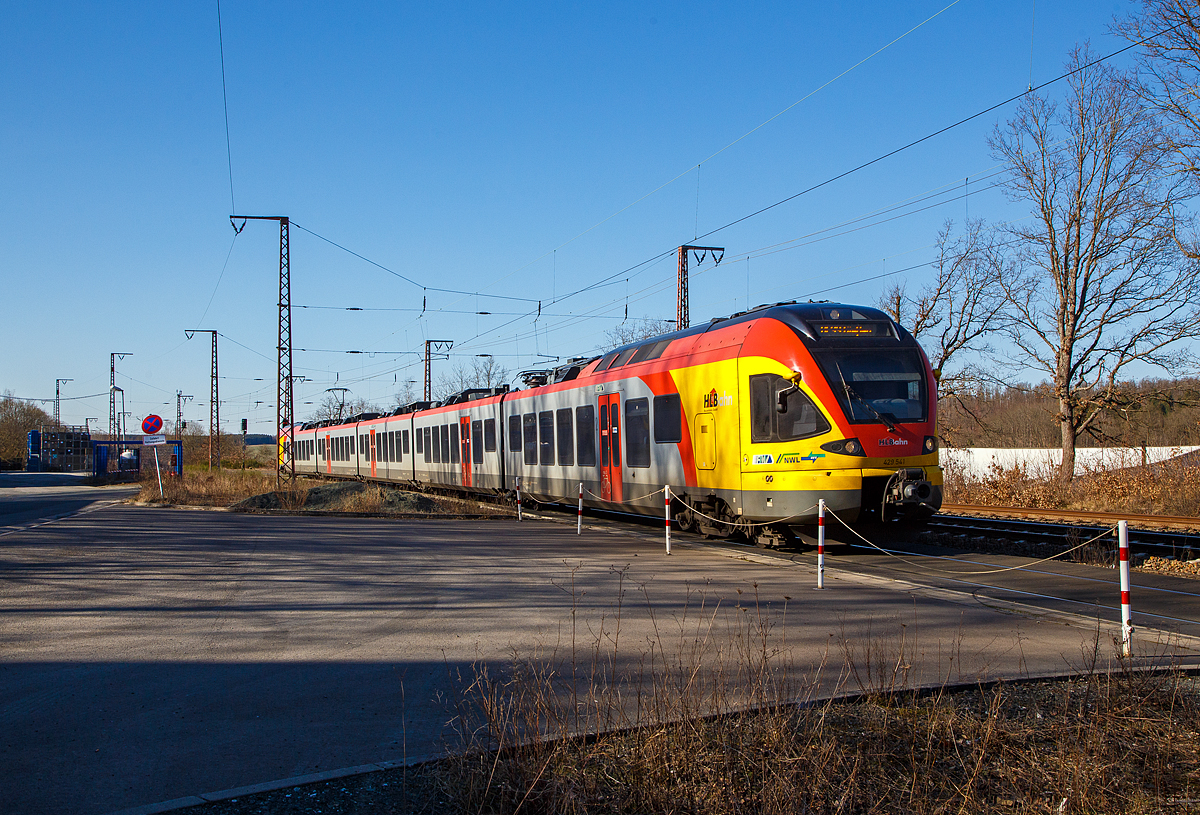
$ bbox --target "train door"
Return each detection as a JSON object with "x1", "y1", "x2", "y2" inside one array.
[
  {"x1": 369, "y1": 428, "x2": 377, "y2": 478},
  {"x1": 695, "y1": 414, "x2": 716, "y2": 471},
  {"x1": 459, "y1": 415, "x2": 472, "y2": 487},
  {"x1": 599, "y1": 392, "x2": 622, "y2": 502},
  {"x1": 325, "y1": 434, "x2": 332, "y2": 474}
]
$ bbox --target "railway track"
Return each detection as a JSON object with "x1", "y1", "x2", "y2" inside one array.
[
  {"x1": 929, "y1": 507, "x2": 1200, "y2": 561},
  {"x1": 941, "y1": 503, "x2": 1200, "y2": 531}
]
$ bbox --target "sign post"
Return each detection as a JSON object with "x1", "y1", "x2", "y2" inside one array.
[{"x1": 142, "y1": 416, "x2": 166, "y2": 499}]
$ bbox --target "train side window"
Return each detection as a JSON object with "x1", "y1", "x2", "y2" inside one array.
[
  {"x1": 424, "y1": 427, "x2": 432, "y2": 463},
  {"x1": 610, "y1": 348, "x2": 638, "y2": 368},
  {"x1": 750, "y1": 374, "x2": 831, "y2": 443},
  {"x1": 351, "y1": 435, "x2": 356, "y2": 456},
  {"x1": 508, "y1": 415, "x2": 522, "y2": 458},
  {"x1": 625, "y1": 398, "x2": 650, "y2": 467},
  {"x1": 556, "y1": 408, "x2": 574, "y2": 466},
  {"x1": 402, "y1": 429, "x2": 410, "y2": 455},
  {"x1": 599, "y1": 403, "x2": 609, "y2": 467},
  {"x1": 593, "y1": 351, "x2": 620, "y2": 372},
  {"x1": 449, "y1": 424, "x2": 459, "y2": 464},
  {"x1": 415, "y1": 427, "x2": 423, "y2": 454},
  {"x1": 389, "y1": 431, "x2": 396, "y2": 462},
  {"x1": 750, "y1": 376, "x2": 775, "y2": 443},
  {"x1": 630, "y1": 338, "x2": 672, "y2": 365},
  {"x1": 472, "y1": 420, "x2": 483, "y2": 464},
  {"x1": 442, "y1": 424, "x2": 452, "y2": 464},
  {"x1": 484, "y1": 418, "x2": 496, "y2": 452},
  {"x1": 643, "y1": 339, "x2": 672, "y2": 361},
  {"x1": 522, "y1": 414, "x2": 537, "y2": 465},
  {"x1": 653, "y1": 394, "x2": 682, "y2": 443},
  {"x1": 576, "y1": 405, "x2": 596, "y2": 467},
  {"x1": 538, "y1": 411, "x2": 554, "y2": 466},
  {"x1": 431, "y1": 426, "x2": 441, "y2": 463},
  {"x1": 611, "y1": 404, "x2": 621, "y2": 466}
]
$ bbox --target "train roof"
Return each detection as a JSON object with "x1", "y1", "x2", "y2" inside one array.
[
  {"x1": 599, "y1": 301, "x2": 912, "y2": 357},
  {"x1": 293, "y1": 302, "x2": 915, "y2": 431}
]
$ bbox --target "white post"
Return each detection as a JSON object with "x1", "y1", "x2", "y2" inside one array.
[
  {"x1": 664, "y1": 485, "x2": 671, "y2": 555},
  {"x1": 1118, "y1": 520, "x2": 1133, "y2": 657},
  {"x1": 153, "y1": 446, "x2": 164, "y2": 500},
  {"x1": 816, "y1": 498, "x2": 825, "y2": 589},
  {"x1": 577, "y1": 481, "x2": 583, "y2": 535},
  {"x1": 516, "y1": 476, "x2": 522, "y2": 522}
]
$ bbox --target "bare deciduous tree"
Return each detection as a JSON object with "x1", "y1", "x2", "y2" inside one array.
[
  {"x1": 306, "y1": 393, "x2": 382, "y2": 424},
  {"x1": 878, "y1": 218, "x2": 1008, "y2": 386},
  {"x1": 1117, "y1": 1, "x2": 1200, "y2": 190},
  {"x1": 604, "y1": 317, "x2": 675, "y2": 349},
  {"x1": 990, "y1": 46, "x2": 1200, "y2": 480},
  {"x1": 435, "y1": 355, "x2": 511, "y2": 401}
]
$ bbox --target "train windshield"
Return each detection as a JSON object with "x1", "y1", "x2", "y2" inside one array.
[{"x1": 811, "y1": 349, "x2": 927, "y2": 425}]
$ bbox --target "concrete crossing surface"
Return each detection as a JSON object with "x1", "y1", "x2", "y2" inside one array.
[{"x1": 0, "y1": 500, "x2": 1196, "y2": 815}]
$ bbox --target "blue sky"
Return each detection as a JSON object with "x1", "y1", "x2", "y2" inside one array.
[{"x1": 1, "y1": 0, "x2": 1131, "y2": 433}]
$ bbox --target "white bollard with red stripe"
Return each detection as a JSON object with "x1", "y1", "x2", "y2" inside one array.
[
  {"x1": 664, "y1": 485, "x2": 671, "y2": 555},
  {"x1": 816, "y1": 498, "x2": 825, "y2": 589},
  {"x1": 1118, "y1": 520, "x2": 1133, "y2": 657},
  {"x1": 577, "y1": 482, "x2": 583, "y2": 535},
  {"x1": 516, "y1": 477, "x2": 522, "y2": 522}
]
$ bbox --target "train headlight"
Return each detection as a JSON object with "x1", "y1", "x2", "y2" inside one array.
[
  {"x1": 820, "y1": 438, "x2": 864, "y2": 456},
  {"x1": 923, "y1": 436, "x2": 938, "y2": 453}
]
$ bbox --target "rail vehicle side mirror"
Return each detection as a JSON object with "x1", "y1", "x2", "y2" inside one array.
[{"x1": 776, "y1": 371, "x2": 803, "y2": 413}]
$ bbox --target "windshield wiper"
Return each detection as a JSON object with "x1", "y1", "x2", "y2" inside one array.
[{"x1": 835, "y1": 363, "x2": 898, "y2": 432}]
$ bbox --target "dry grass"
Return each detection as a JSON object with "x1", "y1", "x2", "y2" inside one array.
[
  {"x1": 134, "y1": 469, "x2": 310, "y2": 508},
  {"x1": 184, "y1": 582, "x2": 1200, "y2": 815},
  {"x1": 944, "y1": 456, "x2": 1200, "y2": 516},
  {"x1": 437, "y1": 580, "x2": 1200, "y2": 815}
]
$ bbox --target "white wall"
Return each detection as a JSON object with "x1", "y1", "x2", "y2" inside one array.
[{"x1": 941, "y1": 446, "x2": 1200, "y2": 480}]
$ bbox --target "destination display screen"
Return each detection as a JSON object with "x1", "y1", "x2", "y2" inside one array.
[{"x1": 812, "y1": 321, "x2": 892, "y2": 338}]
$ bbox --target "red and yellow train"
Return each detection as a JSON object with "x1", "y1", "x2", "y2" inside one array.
[{"x1": 286, "y1": 301, "x2": 941, "y2": 545}]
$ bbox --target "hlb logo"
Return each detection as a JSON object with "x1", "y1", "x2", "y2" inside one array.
[
  {"x1": 879, "y1": 437, "x2": 911, "y2": 447},
  {"x1": 703, "y1": 388, "x2": 733, "y2": 408}
]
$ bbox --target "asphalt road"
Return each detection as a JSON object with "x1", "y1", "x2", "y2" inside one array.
[
  {"x1": 0, "y1": 472, "x2": 138, "y2": 531},
  {"x1": 2, "y1": 504, "x2": 1197, "y2": 815}
]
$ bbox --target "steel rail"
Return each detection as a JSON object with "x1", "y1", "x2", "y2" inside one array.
[
  {"x1": 928, "y1": 513, "x2": 1200, "y2": 560},
  {"x1": 941, "y1": 503, "x2": 1200, "y2": 530}
]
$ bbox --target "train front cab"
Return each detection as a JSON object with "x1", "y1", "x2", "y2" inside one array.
[{"x1": 733, "y1": 305, "x2": 941, "y2": 529}]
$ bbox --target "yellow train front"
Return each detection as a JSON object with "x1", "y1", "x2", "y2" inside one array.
[
  {"x1": 287, "y1": 301, "x2": 940, "y2": 546},
  {"x1": 662, "y1": 301, "x2": 940, "y2": 545}
]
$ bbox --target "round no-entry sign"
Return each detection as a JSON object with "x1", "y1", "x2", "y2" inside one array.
[{"x1": 142, "y1": 414, "x2": 163, "y2": 434}]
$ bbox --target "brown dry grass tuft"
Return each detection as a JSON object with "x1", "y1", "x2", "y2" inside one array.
[
  {"x1": 135, "y1": 469, "x2": 310, "y2": 508},
  {"x1": 944, "y1": 457, "x2": 1200, "y2": 516},
  {"x1": 443, "y1": 584, "x2": 1200, "y2": 815}
]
